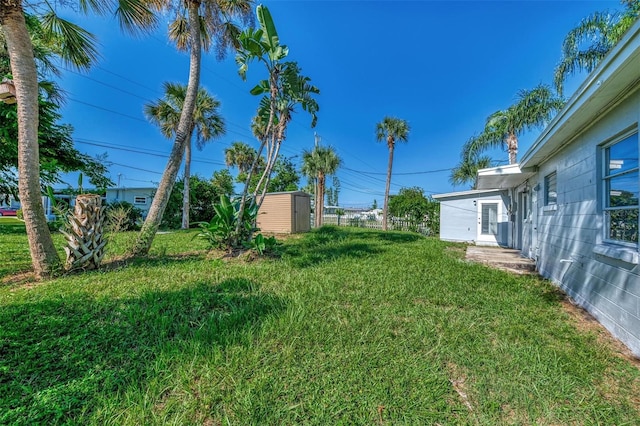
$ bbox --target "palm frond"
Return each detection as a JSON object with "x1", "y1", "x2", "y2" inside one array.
[
  {"x1": 375, "y1": 117, "x2": 410, "y2": 145},
  {"x1": 40, "y1": 12, "x2": 99, "y2": 70},
  {"x1": 113, "y1": 0, "x2": 158, "y2": 35}
]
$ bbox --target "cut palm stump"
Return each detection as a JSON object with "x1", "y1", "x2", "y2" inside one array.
[{"x1": 62, "y1": 194, "x2": 107, "y2": 270}]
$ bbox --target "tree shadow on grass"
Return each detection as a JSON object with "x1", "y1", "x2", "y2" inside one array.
[
  {"x1": 0, "y1": 278, "x2": 284, "y2": 424},
  {"x1": 374, "y1": 232, "x2": 422, "y2": 243},
  {"x1": 282, "y1": 226, "x2": 383, "y2": 268},
  {"x1": 0, "y1": 222, "x2": 26, "y2": 235}
]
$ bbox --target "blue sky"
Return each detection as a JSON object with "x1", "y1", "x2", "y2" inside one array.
[{"x1": 56, "y1": 0, "x2": 619, "y2": 207}]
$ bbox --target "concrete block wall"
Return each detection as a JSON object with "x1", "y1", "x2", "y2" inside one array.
[{"x1": 533, "y1": 91, "x2": 640, "y2": 356}]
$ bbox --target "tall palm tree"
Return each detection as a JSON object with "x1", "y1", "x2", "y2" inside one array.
[
  {"x1": 302, "y1": 145, "x2": 341, "y2": 228},
  {"x1": 554, "y1": 0, "x2": 640, "y2": 96},
  {"x1": 145, "y1": 82, "x2": 225, "y2": 229},
  {"x1": 466, "y1": 84, "x2": 564, "y2": 165},
  {"x1": 0, "y1": 2, "x2": 156, "y2": 277},
  {"x1": 225, "y1": 141, "x2": 257, "y2": 175},
  {"x1": 376, "y1": 117, "x2": 410, "y2": 231},
  {"x1": 132, "y1": 0, "x2": 254, "y2": 255}
]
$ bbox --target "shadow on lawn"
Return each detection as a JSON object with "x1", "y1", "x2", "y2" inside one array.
[
  {"x1": 0, "y1": 222, "x2": 26, "y2": 235},
  {"x1": 0, "y1": 278, "x2": 285, "y2": 424},
  {"x1": 282, "y1": 226, "x2": 397, "y2": 268}
]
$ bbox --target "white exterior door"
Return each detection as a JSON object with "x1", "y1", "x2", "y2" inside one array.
[
  {"x1": 477, "y1": 201, "x2": 501, "y2": 245},
  {"x1": 517, "y1": 191, "x2": 533, "y2": 254}
]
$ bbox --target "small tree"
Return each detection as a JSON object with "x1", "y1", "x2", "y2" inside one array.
[
  {"x1": 269, "y1": 156, "x2": 300, "y2": 192},
  {"x1": 301, "y1": 145, "x2": 341, "y2": 227},
  {"x1": 234, "y1": 4, "x2": 319, "y2": 242},
  {"x1": 144, "y1": 82, "x2": 225, "y2": 229},
  {"x1": 388, "y1": 187, "x2": 429, "y2": 232}
]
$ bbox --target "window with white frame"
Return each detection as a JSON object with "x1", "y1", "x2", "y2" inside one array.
[
  {"x1": 603, "y1": 132, "x2": 638, "y2": 245},
  {"x1": 134, "y1": 196, "x2": 147, "y2": 205},
  {"x1": 481, "y1": 203, "x2": 498, "y2": 235},
  {"x1": 544, "y1": 172, "x2": 557, "y2": 206}
]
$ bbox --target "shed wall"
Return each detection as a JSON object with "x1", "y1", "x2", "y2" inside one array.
[{"x1": 258, "y1": 193, "x2": 293, "y2": 233}]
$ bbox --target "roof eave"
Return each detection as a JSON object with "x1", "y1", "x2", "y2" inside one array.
[{"x1": 520, "y1": 19, "x2": 640, "y2": 168}]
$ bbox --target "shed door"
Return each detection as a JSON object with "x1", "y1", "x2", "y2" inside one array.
[
  {"x1": 477, "y1": 201, "x2": 501, "y2": 244},
  {"x1": 294, "y1": 195, "x2": 310, "y2": 233}
]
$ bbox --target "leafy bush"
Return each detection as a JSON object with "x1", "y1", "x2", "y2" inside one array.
[
  {"x1": 244, "y1": 233, "x2": 280, "y2": 255},
  {"x1": 195, "y1": 195, "x2": 259, "y2": 250}
]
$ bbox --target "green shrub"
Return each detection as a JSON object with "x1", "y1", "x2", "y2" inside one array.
[
  {"x1": 244, "y1": 233, "x2": 280, "y2": 255},
  {"x1": 195, "y1": 195, "x2": 259, "y2": 250},
  {"x1": 106, "y1": 201, "x2": 143, "y2": 232}
]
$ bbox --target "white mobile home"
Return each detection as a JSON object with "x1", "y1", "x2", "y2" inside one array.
[{"x1": 436, "y1": 19, "x2": 640, "y2": 356}]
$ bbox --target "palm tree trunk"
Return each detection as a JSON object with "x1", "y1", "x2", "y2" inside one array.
[
  {"x1": 507, "y1": 133, "x2": 518, "y2": 164},
  {"x1": 1, "y1": 4, "x2": 60, "y2": 277},
  {"x1": 236, "y1": 137, "x2": 266, "y2": 238},
  {"x1": 131, "y1": 1, "x2": 201, "y2": 256},
  {"x1": 383, "y1": 143, "x2": 395, "y2": 231},
  {"x1": 317, "y1": 172, "x2": 325, "y2": 227},
  {"x1": 181, "y1": 136, "x2": 192, "y2": 230},
  {"x1": 236, "y1": 82, "x2": 277, "y2": 237},
  {"x1": 253, "y1": 133, "x2": 276, "y2": 199},
  {"x1": 257, "y1": 139, "x2": 282, "y2": 208}
]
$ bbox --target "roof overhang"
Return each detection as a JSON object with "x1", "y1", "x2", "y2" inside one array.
[
  {"x1": 520, "y1": 19, "x2": 640, "y2": 168},
  {"x1": 475, "y1": 164, "x2": 535, "y2": 190},
  {"x1": 433, "y1": 188, "x2": 506, "y2": 200}
]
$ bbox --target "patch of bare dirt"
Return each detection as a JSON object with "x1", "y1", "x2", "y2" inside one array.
[
  {"x1": 2, "y1": 271, "x2": 38, "y2": 289},
  {"x1": 560, "y1": 298, "x2": 640, "y2": 368},
  {"x1": 445, "y1": 362, "x2": 474, "y2": 412}
]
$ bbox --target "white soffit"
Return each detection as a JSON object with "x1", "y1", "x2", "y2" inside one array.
[{"x1": 476, "y1": 164, "x2": 534, "y2": 190}]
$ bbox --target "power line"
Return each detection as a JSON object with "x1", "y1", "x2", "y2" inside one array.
[
  {"x1": 62, "y1": 66, "x2": 154, "y2": 103},
  {"x1": 95, "y1": 65, "x2": 161, "y2": 96},
  {"x1": 67, "y1": 96, "x2": 148, "y2": 123},
  {"x1": 75, "y1": 138, "x2": 227, "y2": 167},
  {"x1": 110, "y1": 162, "x2": 162, "y2": 174},
  {"x1": 343, "y1": 166, "x2": 454, "y2": 176}
]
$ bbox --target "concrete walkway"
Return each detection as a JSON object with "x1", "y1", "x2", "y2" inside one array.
[{"x1": 465, "y1": 246, "x2": 537, "y2": 275}]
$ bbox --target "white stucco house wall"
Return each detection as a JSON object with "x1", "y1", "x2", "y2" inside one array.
[
  {"x1": 435, "y1": 19, "x2": 640, "y2": 357},
  {"x1": 105, "y1": 187, "x2": 156, "y2": 217}
]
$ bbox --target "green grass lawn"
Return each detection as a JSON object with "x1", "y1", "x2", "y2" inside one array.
[{"x1": 1, "y1": 225, "x2": 639, "y2": 424}]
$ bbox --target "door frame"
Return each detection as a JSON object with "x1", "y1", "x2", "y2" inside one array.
[{"x1": 477, "y1": 200, "x2": 501, "y2": 245}]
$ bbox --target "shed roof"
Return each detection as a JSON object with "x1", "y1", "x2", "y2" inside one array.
[{"x1": 262, "y1": 191, "x2": 311, "y2": 197}]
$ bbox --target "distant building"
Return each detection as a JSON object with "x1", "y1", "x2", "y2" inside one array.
[{"x1": 105, "y1": 187, "x2": 156, "y2": 218}]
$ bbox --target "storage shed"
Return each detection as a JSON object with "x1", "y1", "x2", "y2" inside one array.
[{"x1": 257, "y1": 191, "x2": 311, "y2": 234}]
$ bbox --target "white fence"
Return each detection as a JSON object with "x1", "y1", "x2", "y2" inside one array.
[{"x1": 317, "y1": 214, "x2": 436, "y2": 235}]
